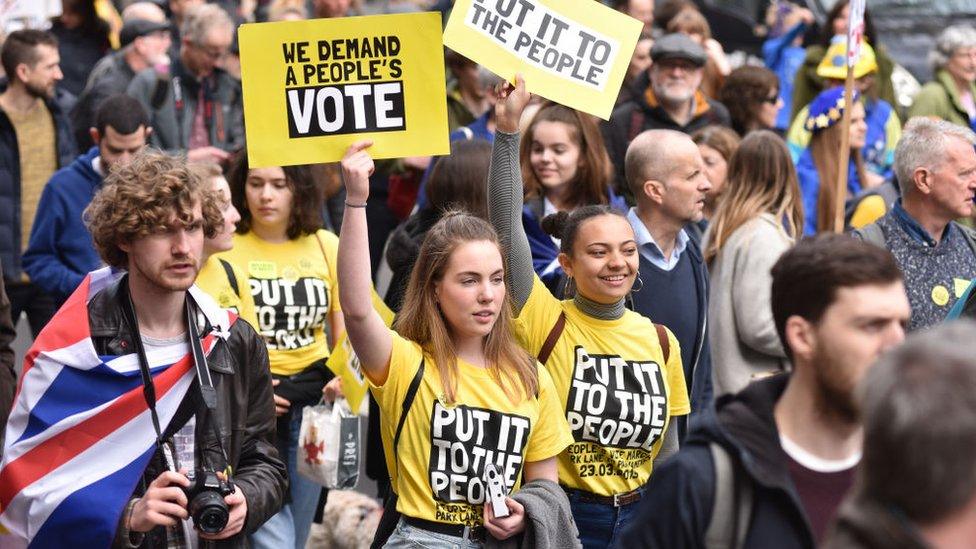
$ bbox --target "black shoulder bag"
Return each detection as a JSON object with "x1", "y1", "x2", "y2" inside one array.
[{"x1": 369, "y1": 358, "x2": 425, "y2": 548}]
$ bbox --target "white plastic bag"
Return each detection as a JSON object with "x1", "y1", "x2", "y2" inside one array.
[{"x1": 297, "y1": 398, "x2": 360, "y2": 489}]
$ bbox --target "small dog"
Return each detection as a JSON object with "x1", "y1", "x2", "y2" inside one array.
[{"x1": 307, "y1": 490, "x2": 383, "y2": 549}]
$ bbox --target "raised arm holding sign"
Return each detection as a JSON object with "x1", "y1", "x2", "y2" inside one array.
[{"x1": 444, "y1": 0, "x2": 642, "y2": 119}]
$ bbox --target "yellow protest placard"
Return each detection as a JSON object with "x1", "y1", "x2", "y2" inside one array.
[
  {"x1": 239, "y1": 13, "x2": 450, "y2": 167},
  {"x1": 444, "y1": 0, "x2": 642, "y2": 120},
  {"x1": 326, "y1": 290, "x2": 396, "y2": 413}
]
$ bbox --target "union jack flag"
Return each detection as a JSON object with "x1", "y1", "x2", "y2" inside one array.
[{"x1": 0, "y1": 268, "x2": 236, "y2": 548}]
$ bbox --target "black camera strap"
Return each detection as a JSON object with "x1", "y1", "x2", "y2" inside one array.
[
  {"x1": 121, "y1": 280, "x2": 165, "y2": 448},
  {"x1": 185, "y1": 295, "x2": 231, "y2": 470},
  {"x1": 121, "y1": 277, "x2": 230, "y2": 471}
]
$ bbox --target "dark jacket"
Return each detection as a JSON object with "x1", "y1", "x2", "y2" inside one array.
[
  {"x1": 22, "y1": 147, "x2": 103, "y2": 300},
  {"x1": 618, "y1": 375, "x2": 815, "y2": 549},
  {"x1": 602, "y1": 71, "x2": 732, "y2": 194},
  {"x1": 824, "y1": 496, "x2": 929, "y2": 549},
  {"x1": 126, "y1": 60, "x2": 244, "y2": 154},
  {"x1": 0, "y1": 267, "x2": 16, "y2": 451},
  {"x1": 382, "y1": 207, "x2": 440, "y2": 313},
  {"x1": 72, "y1": 51, "x2": 138, "y2": 150},
  {"x1": 89, "y1": 280, "x2": 286, "y2": 547},
  {"x1": 0, "y1": 87, "x2": 77, "y2": 281},
  {"x1": 50, "y1": 19, "x2": 111, "y2": 98}
]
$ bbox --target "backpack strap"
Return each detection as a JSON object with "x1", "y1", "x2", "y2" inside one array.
[
  {"x1": 218, "y1": 258, "x2": 240, "y2": 298},
  {"x1": 705, "y1": 442, "x2": 753, "y2": 549},
  {"x1": 852, "y1": 222, "x2": 885, "y2": 248},
  {"x1": 654, "y1": 323, "x2": 670, "y2": 364},
  {"x1": 954, "y1": 222, "x2": 976, "y2": 258},
  {"x1": 537, "y1": 312, "x2": 566, "y2": 365},
  {"x1": 393, "y1": 358, "x2": 425, "y2": 452}
]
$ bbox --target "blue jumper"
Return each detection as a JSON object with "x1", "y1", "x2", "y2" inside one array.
[{"x1": 22, "y1": 147, "x2": 103, "y2": 299}]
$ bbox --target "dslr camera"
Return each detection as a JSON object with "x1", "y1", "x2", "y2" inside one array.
[{"x1": 182, "y1": 470, "x2": 235, "y2": 534}]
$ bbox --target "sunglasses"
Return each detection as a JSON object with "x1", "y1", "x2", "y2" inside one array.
[{"x1": 762, "y1": 93, "x2": 780, "y2": 104}]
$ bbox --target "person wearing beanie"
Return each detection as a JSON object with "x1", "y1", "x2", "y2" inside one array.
[
  {"x1": 786, "y1": 39, "x2": 901, "y2": 188},
  {"x1": 794, "y1": 87, "x2": 871, "y2": 235}
]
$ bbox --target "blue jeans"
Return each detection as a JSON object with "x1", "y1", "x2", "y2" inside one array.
[
  {"x1": 250, "y1": 407, "x2": 321, "y2": 549},
  {"x1": 384, "y1": 518, "x2": 483, "y2": 549},
  {"x1": 566, "y1": 489, "x2": 643, "y2": 549}
]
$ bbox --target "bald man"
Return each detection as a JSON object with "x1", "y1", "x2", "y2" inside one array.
[
  {"x1": 121, "y1": 2, "x2": 168, "y2": 22},
  {"x1": 625, "y1": 129, "x2": 713, "y2": 440}
]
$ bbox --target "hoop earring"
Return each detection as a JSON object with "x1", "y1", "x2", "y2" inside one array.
[
  {"x1": 564, "y1": 275, "x2": 577, "y2": 298},
  {"x1": 632, "y1": 274, "x2": 644, "y2": 293}
]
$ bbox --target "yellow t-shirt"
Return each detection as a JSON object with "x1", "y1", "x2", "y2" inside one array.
[
  {"x1": 514, "y1": 277, "x2": 690, "y2": 496},
  {"x1": 218, "y1": 230, "x2": 341, "y2": 375},
  {"x1": 195, "y1": 256, "x2": 258, "y2": 328},
  {"x1": 369, "y1": 332, "x2": 573, "y2": 527}
]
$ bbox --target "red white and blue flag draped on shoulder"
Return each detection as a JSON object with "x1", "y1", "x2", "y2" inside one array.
[{"x1": 0, "y1": 267, "x2": 237, "y2": 548}]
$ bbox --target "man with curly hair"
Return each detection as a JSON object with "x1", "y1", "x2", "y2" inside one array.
[{"x1": 0, "y1": 150, "x2": 285, "y2": 547}]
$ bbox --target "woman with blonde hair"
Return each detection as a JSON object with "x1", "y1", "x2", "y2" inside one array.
[
  {"x1": 191, "y1": 162, "x2": 256, "y2": 325},
  {"x1": 704, "y1": 130, "x2": 803, "y2": 396},
  {"x1": 337, "y1": 139, "x2": 573, "y2": 548}
]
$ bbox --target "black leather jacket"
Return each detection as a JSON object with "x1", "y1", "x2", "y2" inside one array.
[{"x1": 92, "y1": 279, "x2": 286, "y2": 548}]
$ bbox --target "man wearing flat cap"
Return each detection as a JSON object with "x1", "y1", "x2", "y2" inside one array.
[
  {"x1": 71, "y1": 2, "x2": 171, "y2": 150},
  {"x1": 603, "y1": 33, "x2": 731, "y2": 197}
]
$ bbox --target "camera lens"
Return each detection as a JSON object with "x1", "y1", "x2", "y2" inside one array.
[{"x1": 189, "y1": 490, "x2": 230, "y2": 534}]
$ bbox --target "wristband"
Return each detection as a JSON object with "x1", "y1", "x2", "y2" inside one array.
[{"x1": 344, "y1": 201, "x2": 367, "y2": 208}]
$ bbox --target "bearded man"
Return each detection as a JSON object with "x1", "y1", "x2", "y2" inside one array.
[
  {"x1": 602, "y1": 32, "x2": 731, "y2": 194},
  {"x1": 619, "y1": 233, "x2": 910, "y2": 549},
  {"x1": 0, "y1": 29, "x2": 77, "y2": 338}
]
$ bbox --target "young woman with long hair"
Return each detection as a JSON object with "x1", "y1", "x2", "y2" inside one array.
[
  {"x1": 520, "y1": 102, "x2": 624, "y2": 294},
  {"x1": 337, "y1": 141, "x2": 573, "y2": 548},
  {"x1": 704, "y1": 131, "x2": 804, "y2": 397},
  {"x1": 489, "y1": 76, "x2": 689, "y2": 549},
  {"x1": 219, "y1": 150, "x2": 343, "y2": 549},
  {"x1": 795, "y1": 88, "x2": 870, "y2": 234}
]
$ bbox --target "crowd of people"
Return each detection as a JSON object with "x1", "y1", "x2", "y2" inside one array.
[{"x1": 3, "y1": 0, "x2": 976, "y2": 548}]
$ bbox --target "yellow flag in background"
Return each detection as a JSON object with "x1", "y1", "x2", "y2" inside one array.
[{"x1": 326, "y1": 290, "x2": 395, "y2": 413}]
